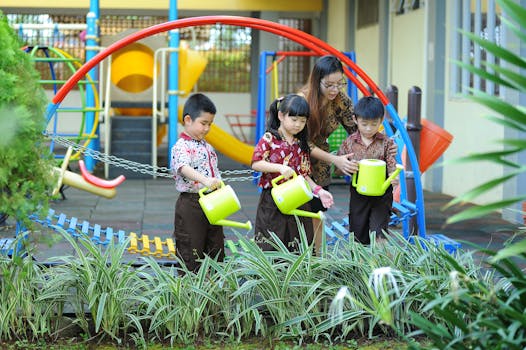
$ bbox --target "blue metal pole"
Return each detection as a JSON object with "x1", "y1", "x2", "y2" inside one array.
[
  {"x1": 168, "y1": 0, "x2": 179, "y2": 166},
  {"x1": 256, "y1": 51, "x2": 272, "y2": 143},
  {"x1": 84, "y1": 0, "x2": 100, "y2": 171},
  {"x1": 343, "y1": 51, "x2": 358, "y2": 104},
  {"x1": 385, "y1": 103, "x2": 426, "y2": 238}
]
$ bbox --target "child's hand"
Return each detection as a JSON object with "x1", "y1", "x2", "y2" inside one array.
[
  {"x1": 279, "y1": 165, "x2": 295, "y2": 179},
  {"x1": 349, "y1": 159, "x2": 359, "y2": 174},
  {"x1": 388, "y1": 142, "x2": 398, "y2": 157},
  {"x1": 204, "y1": 177, "x2": 222, "y2": 190},
  {"x1": 319, "y1": 189, "x2": 334, "y2": 209}
]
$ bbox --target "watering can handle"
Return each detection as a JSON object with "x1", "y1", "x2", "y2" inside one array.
[
  {"x1": 271, "y1": 171, "x2": 297, "y2": 188},
  {"x1": 351, "y1": 171, "x2": 358, "y2": 188},
  {"x1": 198, "y1": 180, "x2": 225, "y2": 198}
]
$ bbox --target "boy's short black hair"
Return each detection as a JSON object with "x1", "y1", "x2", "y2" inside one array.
[
  {"x1": 354, "y1": 96, "x2": 384, "y2": 120},
  {"x1": 183, "y1": 93, "x2": 217, "y2": 121}
]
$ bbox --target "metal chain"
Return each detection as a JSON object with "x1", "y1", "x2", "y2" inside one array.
[{"x1": 48, "y1": 134, "x2": 258, "y2": 182}]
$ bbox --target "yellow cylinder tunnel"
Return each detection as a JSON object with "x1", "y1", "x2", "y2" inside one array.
[
  {"x1": 111, "y1": 43, "x2": 156, "y2": 94},
  {"x1": 110, "y1": 41, "x2": 208, "y2": 96}
]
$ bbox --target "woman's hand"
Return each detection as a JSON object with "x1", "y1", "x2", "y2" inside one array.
[
  {"x1": 332, "y1": 154, "x2": 358, "y2": 175},
  {"x1": 319, "y1": 189, "x2": 334, "y2": 209},
  {"x1": 332, "y1": 154, "x2": 353, "y2": 175}
]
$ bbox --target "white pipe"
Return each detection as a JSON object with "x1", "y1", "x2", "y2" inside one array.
[{"x1": 12, "y1": 23, "x2": 87, "y2": 31}]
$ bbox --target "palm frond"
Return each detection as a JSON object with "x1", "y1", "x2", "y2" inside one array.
[{"x1": 446, "y1": 196, "x2": 526, "y2": 224}]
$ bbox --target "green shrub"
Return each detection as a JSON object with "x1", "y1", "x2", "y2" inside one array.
[{"x1": 0, "y1": 11, "x2": 54, "y2": 227}]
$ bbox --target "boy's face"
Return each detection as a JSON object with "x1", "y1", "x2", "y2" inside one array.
[
  {"x1": 353, "y1": 115, "x2": 383, "y2": 139},
  {"x1": 184, "y1": 112, "x2": 215, "y2": 141}
]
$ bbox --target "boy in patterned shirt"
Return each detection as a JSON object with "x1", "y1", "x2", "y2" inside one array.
[
  {"x1": 171, "y1": 93, "x2": 224, "y2": 272},
  {"x1": 337, "y1": 96, "x2": 399, "y2": 245}
]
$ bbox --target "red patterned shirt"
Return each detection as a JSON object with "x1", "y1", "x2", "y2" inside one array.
[
  {"x1": 252, "y1": 132, "x2": 311, "y2": 189},
  {"x1": 337, "y1": 131, "x2": 397, "y2": 175},
  {"x1": 171, "y1": 132, "x2": 221, "y2": 193}
]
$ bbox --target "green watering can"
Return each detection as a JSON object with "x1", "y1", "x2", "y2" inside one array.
[
  {"x1": 198, "y1": 181, "x2": 252, "y2": 230},
  {"x1": 271, "y1": 172, "x2": 323, "y2": 220},
  {"x1": 352, "y1": 159, "x2": 404, "y2": 196}
]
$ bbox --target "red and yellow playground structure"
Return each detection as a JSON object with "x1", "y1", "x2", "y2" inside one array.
[{"x1": 3, "y1": 1, "x2": 457, "y2": 258}]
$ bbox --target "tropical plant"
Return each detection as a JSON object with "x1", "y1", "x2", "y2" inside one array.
[
  {"x1": 406, "y1": 1, "x2": 526, "y2": 348},
  {"x1": 445, "y1": 0, "x2": 526, "y2": 224},
  {"x1": 0, "y1": 11, "x2": 55, "y2": 227}
]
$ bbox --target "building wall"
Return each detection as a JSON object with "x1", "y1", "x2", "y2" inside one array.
[
  {"x1": 441, "y1": 2, "x2": 505, "y2": 204},
  {"x1": 355, "y1": 25, "x2": 380, "y2": 86},
  {"x1": 389, "y1": 8, "x2": 425, "y2": 118},
  {"x1": 351, "y1": 2, "x2": 507, "y2": 209},
  {"x1": 326, "y1": 0, "x2": 348, "y2": 51}
]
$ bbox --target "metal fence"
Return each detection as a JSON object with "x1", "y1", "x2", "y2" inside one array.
[{"x1": 7, "y1": 14, "x2": 253, "y2": 93}]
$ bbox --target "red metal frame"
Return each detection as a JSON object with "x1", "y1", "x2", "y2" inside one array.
[{"x1": 52, "y1": 15, "x2": 387, "y2": 106}]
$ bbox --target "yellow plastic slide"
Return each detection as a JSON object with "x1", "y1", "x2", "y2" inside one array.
[
  {"x1": 176, "y1": 105, "x2": 253, "y2": 166},
  {"x1": 206, "y1": 124, "x2": 254, "y2": 166}
]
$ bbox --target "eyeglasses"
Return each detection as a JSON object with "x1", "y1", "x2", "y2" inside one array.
[{"x1": 320, "y1": 80, "x2": 347, "y2": 90}]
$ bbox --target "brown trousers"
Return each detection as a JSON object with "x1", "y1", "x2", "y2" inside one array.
[
  {"x1": 348, "y1": 185, "x2": 393, "y2": 245},
  {"x1": 173, "y1": 192, "x2": 224, "y2": 272},
  {"x1": 254, "y1": 189, "x2": 314, "y2": 252}
]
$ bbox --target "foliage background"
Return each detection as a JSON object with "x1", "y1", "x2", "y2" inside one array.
[{"x1": 0, "y1": 11, "x2": 54, "y2": 226}]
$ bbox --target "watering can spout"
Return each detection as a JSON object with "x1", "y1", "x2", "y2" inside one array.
[
  {"x1": 214, "y1": 219, "x2": 252, "y2": 230},
  {"x1": 382, "y1": 164, "x2": 404, "y2": 192},
  {"x1": 288, "y1": 209, "x2": 324, "y2": 220}
]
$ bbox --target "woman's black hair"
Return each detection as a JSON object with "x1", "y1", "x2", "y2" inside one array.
[{"x1": 267, "y1": 93, "x2": 311, "y2": 152}]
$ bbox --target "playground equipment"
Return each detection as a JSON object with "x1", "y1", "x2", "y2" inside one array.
[
  {"x1": 24, "y1": 45, "x2": 104, "y2": 162},
  {"x1": 52, "y1": 147, "x2": 124, "y2": 199},
  {"x1": 39, "y1": 15, "x2": 459, "y2": 255},
  {"x1": 352, "y1": 161, "x2": 403, "y2": 197},
  {"x1": 198, "y1": 182, "x2": 252, "y2": 230},
  {"x1": 78, "y1": 160, "x2": 126, "y2": 188},
  {"x1": 418, "y1": 119, "x2": 454, "y2": 173},
  {"x1": 271, "y1": 173, "x2": 323, "y2": 220}
]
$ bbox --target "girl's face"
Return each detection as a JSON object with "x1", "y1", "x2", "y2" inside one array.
[
  {"x1": 183, "y1": 112, "x2": 215, "y2": 141},
  {"x1": 278, "y1": 111, "x2": 307, "y2": 137},
  {"x1": 320, "y1": 71, "x2": 346, "y2": 101},
  {"x1": 353, "y1": 115, "x2": 383, "y2": 140}
]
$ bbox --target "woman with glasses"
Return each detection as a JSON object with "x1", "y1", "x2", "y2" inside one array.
[{"x1": 299, "y1": 55, "x2": 396, "y2": 254}]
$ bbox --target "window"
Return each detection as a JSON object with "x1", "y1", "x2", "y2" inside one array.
[
  {"x1": 358, "y1": 0, "x2": 379, "y2": 28},
  {"x1": 450, "y1": 0, "x2": 501, "y2": 96}
]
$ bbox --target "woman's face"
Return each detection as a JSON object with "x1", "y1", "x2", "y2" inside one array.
[{"x1": 319, "y1": 71, "x2": 346, "y2": 101}]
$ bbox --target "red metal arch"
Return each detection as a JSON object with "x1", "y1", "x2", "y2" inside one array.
[{"x1": 52, "y1": 15, "x2": 387, "y2": 105}]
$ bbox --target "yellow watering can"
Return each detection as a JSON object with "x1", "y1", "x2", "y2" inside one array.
[
  {"x1": 271, "y1": 172, "x2": 323, "y2": 220},
  {"x1": 352, "y1": 159, "x2": 404, "y2": 196},
  {"x1": 198, "y1": 182, "x2": 252, "y2": 230}
]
